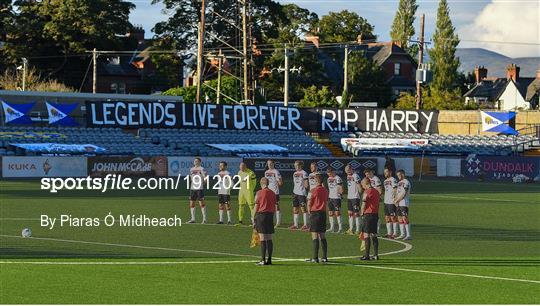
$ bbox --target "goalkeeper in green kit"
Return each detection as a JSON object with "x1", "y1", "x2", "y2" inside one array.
[{"x1": 237, "y1": 162, "x2": 257, "y2": 225}]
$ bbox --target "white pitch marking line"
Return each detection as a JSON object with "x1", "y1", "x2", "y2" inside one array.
[
  {"x1": 325, "y1": 262, "x2": 540, "y2": 284},
  {"x1": 0, "y1": 234, "x2": 411, "y2": 264},
  {"x1": 0, "y1": 234, "x2": 259, "y2": 259},
  {"x1": 419, "y1": 194, "x2": 532, "y2": 204}
]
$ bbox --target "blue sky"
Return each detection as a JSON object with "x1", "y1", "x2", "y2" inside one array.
[{"x1": 129, "y1": 0, "x2": 539, "y2": 58}]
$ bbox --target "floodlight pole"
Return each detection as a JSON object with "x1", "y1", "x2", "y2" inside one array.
[
  {"x1": 21, "y1": 58, "x2": 28, "y2": 91},
  {"x1": 196, "y1": 0, "x2": 206, "y2": 103},
  {"x1": 92, "y1": 48, "x2": 97, "y2": 94},
  {"x1": 284, "y1": 46, "x2": 289, "y2": 106}
]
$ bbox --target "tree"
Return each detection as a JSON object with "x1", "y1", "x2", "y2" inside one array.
[
  {"x1": 395, "y1": 88, "x2": 466, "y2": 110},
  {"x1": 429, "y1": 0, "x2": 460, "y2": 92},
  {"x1": 0, "y1": 68, "x2": 74, "y2": 92},
  {"x1": 299, "y1": 85, "x2": 338, "y2": 108},
  {"x1": 346, "y1": 52, "x2": 392, "y2": 107},
  {"x1": 389, "y1": 0, "x2": 418, "y2": 57},
  {"x1": 2, "y1": 0, "x2": 135, "y2": 87},
  {"x1": 318, "y1": 10, "x2": 375, "y2": 43}
]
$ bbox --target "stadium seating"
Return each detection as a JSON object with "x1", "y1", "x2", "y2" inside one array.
[
  {"x1": 330, "y1": 131, "x2": 537, "y2": 156},
  {"x1": 0, "y1": 126, "x2": 332, "y2": 157}
]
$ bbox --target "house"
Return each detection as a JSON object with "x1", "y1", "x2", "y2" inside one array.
[
  {"x1": 302, "y1": 36, "x2": 417, "y2": 100},
  {"x1": 81, "y1": 27, "x2": 162, "y2": 94},
  {"x1": 464, "y1": 64, "x2": 540, "y2": 110},
  {"x1": 364, "y1": 40, "x2": 417, "y2": 99}
]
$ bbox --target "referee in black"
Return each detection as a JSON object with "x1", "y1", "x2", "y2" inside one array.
[
  {"x1": 306, "y1": 174, "x2": 330, "y2": 263},
  {"x1": 253, "y1": 177, "x2": 277, "y2": 265}
]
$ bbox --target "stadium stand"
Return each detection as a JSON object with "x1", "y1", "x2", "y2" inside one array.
[
  {"x1": 330, "y1": 131, "x2": 538, "y2": 156},
  {"x1": 0, "y1": 126, "x2": 332, "y2": 157}
]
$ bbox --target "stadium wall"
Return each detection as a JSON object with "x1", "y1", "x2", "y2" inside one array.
[
  {"x1": 437, "y1": 110, "x2": 540, "y2": 135},
  {"x1": 2, "y1": 156, "x2": 538, "y2": 183}
]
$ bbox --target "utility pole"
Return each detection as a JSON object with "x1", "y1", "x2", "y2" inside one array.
[
  {"x1": 216, "y1": 49, "x2": 223, "y2": 104},
  {"x1": 92, "y1": 48, "x2": 97, "y2": 94},
  {"x1": 21, "y1": 58, "x2": 28, "y2": 91},
  {"x1": 283, "y1": 46, "x2": 290, "y2": 106},
  {"x1": 196, "y1": 0, "x2": 206, "y2": 103},
  {"x1": 241, "y1": 0, "x2": 249, "y2": 103},
  {"x1": 416, "y1": 14, "x2": 425, "y2": 110},
  {"x1": 343, "y1": 45, "x2": 349, "y2": 101}
]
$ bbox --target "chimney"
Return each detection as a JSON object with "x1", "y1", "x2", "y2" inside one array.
[
  {"x1": 474, "y1": 66, "x2": 488, "y2": 83},
  {"x1": 128, "y1": 26, "x2": 145, "y2": 44},
  {"x1": 506, "y1": 64, "x2": 520, "y2": 82}
]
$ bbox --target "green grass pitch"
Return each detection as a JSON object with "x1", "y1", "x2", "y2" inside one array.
[{"x1": 0, "y1": 179, "x2": 539, "y2": 304}]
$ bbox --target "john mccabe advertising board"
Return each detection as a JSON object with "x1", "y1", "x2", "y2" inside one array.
[
  {"x1": 244, "y1": 157, "x2": 378, "y2": 176},
  {"x1": 86, "y1": 101, "x2": 438, "y2": 133},
  {"x1": 88, "y1": 156, "x2": 168, "y2": 177}
]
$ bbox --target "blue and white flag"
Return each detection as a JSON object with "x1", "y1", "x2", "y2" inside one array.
[
  {"x1": 46, "y1": 102, "x2": 78, "y2": 126},
  {"x1": 1, "y1": 100, "x2": 34, "y2": 124},
  {"x1": 480, "y1": 111, "x2": 518, "y2": 135}
]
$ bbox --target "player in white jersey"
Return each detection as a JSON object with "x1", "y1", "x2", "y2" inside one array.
[
  {"x1": 344, "y1": 164, "x2": 362, "y2": 235},
  {"x1": 264, "y1": 160, "x2": 283, "y2": 227},
  {"x1": 216, "y1": 161, "x2": 233, "y2": 225},
  {"x1": 307, "y1": 162, "x2": 320, "y2": 197},
  {"x1": 326, "y1": 168, "x2": 343, "y2": 233},
  {"x1": 364, "y1": 168, "x2": 382, "y2": 194},
  {"x1": 188, "y1": 157, "x2": 208, "y2": 224},
  {"x1": 383, "y1": 167, "x2": 399, "y2": 238},
  {"x1": 394, "y1": 169, "x2": 412, "y2": 240},
  {"x1": 290, "y1": 160, "x2": 309, "y2": 230}
]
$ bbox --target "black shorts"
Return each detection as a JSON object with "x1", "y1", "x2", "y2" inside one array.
[
  {"x1": 328, "y1": 199, "x2": 342, "y2": 211},
  {"x1": 309, "y1": 211, "x2": 327, "y2": 233},
  {"x1": 190, "y1": 190, "x2": 204, "y2": 201},
  {"x1": 218, "y1": 194, "x2": 231, "y2": 205},
  {"x1": 384, "y1": 204, "x2": 397, "y2": 216},
  {"x1": 292, "y1": 195, "x2": 307, "y2": 207},
  {"x1": 362, "y1": 213, "x2": 378, "y2": 234},
  {"x1": 254, "y1": 212, "x2": 275, "y2": 234},
  {"x1": 397, "y1": 206, "x2": 409, "y2": 217},
  {"x1": 347, "y1": 199, "x2": 360, "y2": 212}
]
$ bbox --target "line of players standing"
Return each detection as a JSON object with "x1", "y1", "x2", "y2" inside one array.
[{"x1": 185, "y1": 157, "x2": 412, "y2": 241}]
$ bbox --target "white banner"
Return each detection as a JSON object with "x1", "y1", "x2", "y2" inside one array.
[
  {"x1": 2, "y1": 156, "x2": 87, "y2": 178},
  {"x1": 167, "y1": 157, "x2": 242, "y2": 177}
]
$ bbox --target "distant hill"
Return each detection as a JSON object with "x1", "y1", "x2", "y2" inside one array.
[{"x1": 455, "y1": 48, "x2": 539, "y2": 78}]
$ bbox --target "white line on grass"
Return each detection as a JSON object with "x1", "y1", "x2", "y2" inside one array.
[
  {"x1": 325, "y1": 261, "x2": 540, "y2": 284},
  {"x1": 0, "y1": 234, "x2": 411, "y2": 263},
  {"x1": 418, "y1": 194, "x2": 533, "y2": 204}
]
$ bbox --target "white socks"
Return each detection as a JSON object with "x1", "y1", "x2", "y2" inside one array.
[
  {"x1": 190, "y1": 207, "x2": 196, "y2": 221},
  {"x1": 226, "y1": 210, "x2": 231, "y2": 222},
  {"x1": 293, "y1": 214, "x2": 299, "y2": 227},
  {"x1": 406, "y1": 223, "x2": 411, "y2": 237},
  {"x1": 399, "y1": 223, "x2": 406, "y2": 236},
  {"x1": 348, "y1": 216, "x2": 354, "y2": 231},
  {"x1": 303, "y1": 213, "x2": 308, "y2": 227},
  {"x1": 275, "y1": 211, "x2": 281, "y2": 226},
  {"x1": 219, "y1": 209, "x2": 224, "y2": 222},
  {"x1": 386, "y1": 223, "x2": 393, "y2": 235},
  {"x1": 393, "y1": 222, "x2": 399, "y2": 235},
  {"x1": 337, "y1": 215, "x2": 342, "y2": 231},
  {"x1": 355, "y1": 216, "x2": 361, "y2": 233},
  {"x1": 329, "y1": 217, "x2": 335, "y2": 231},
  {"x1": 201, "y1": 206, "x2": 207, "y2": 222}
]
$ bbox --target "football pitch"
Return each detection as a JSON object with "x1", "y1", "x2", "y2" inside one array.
[{"x1": 0, "y1": 179, "x2": 539, "y2": 304}]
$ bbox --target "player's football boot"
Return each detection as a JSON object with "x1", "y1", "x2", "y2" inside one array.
[
  {"x1": 256, "y1": 260, "x2": 266, "y2": 266},
  {"x1": 372, "y1": 255, "x2": 380, "y2": 260},
  {"x1": 359, "y1": 256, "x2": 371, "y2": 261},
  {"x1": 216, "y1": 221, "x2": 224, "y2": 224},
  {"x1": 320, "y1": 258, "x2": 329, "y2": 263},
  {"x1": 300, "y1": 225, "x2": 309, "y2": 231},
  {"x1": 201, "y1": 220, "x2": 207, "y2": 224},
  {"x1": 395, "y1": 235, "x2": 405, "y2": 240},
  {"x1": 345, "y1": 229, "x2": 354, "y2": 235},
  {"x1": 305, "y1": 258, "x2": 319, "y2": 263},
  {"x1": 288, "y1": 225, "x2": 298, "y2": 230},
  {"x1": 326, "y1": 228, "x2": 334, "y2": 233},
  {"x1": 187, "y1": 219, "x2": 196, "y2": 224},
  {"x1": 227, "y1": 221, "x2": 233, "y2": 225},
  {"x1": 403, "y1": 236, "x2": 412, "y2": 240},
  {"x1": 235, "y1": 221, "x2": 244, "y2": 226},
  {"x1": 384, "y1": 234, "x2": 393, "y2": 238}
]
